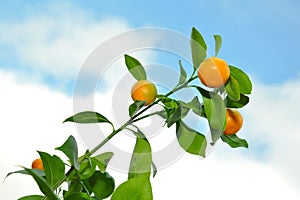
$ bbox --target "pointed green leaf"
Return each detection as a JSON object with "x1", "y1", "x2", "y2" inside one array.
[
  {"x1": 225, "y1": 75, "x2": 240, "y2": 101},
  {"x1": 38, "y1": 152, "x2": 65, "y2": 187},
  {"x1": 226, "y1": 94, "x2": 249, "y2": 108},
  {"x1": 213, "y1": 35, "x2": 222, "y2": 56},
  {"x1": 83, "y1": 171, "x2": 115, "y2": 199},
  {"x1": 55, "y1": 135, "x2": 79, "y2": 170},
  {"x1": 63, "y1": 111, "x2": 113, "y2": 128},
  {"x1": 129, "y1": 100, "x2": 146, "y2": 117},
  {"x1": 197, "y1": 87, "x2": 226, "y2": 130},
  {"x1": 128, "y1": 136, "x2": 152, "y2": 179},
  {"x1": 111, "y1": 177, "x2": 153, "y2": 200},
  {"x1": 18, "y1": 195, "x2": 44, "y2": 200},
  {"x1": 179, "y1": 96, "x2": 203, "y2": 117},
  {"x1": 229, "y1": 65, "x2": 252, "y2": 94},
  {"x1": 190, "y1": 27, "x2": 207, "y2": 69},
  {"x1": 177, "y1": 60, "x2": 187, "y2": 85},
  {"x1": 221, "y1": 134, "x2": 249, "y2": 148},
  {"x1": 176, "y1": 121, "x2": 207, "y2": 157},
  {"x1": 206, "y1": 94, "x2": 226, "y2": 130},
  {"x1": 93, "y1": 152, "x2": 114, "y2": 173},
  {"x1": 125, "y1": 54, "x2": 147, "y2": 81},
  {"x1": 22, "y1": 167, "x2": 59, "y2": 199},
  {"x1": 129, "y1": 120, "x2": 158, "y2": 188},
  {"x1": 6, "y1": 169, "x2": 45, "y2": 180},
  {"x1": 210, "y1": 126, "x2": 223, "y2": 145}
]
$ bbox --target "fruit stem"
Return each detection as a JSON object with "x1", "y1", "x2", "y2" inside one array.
[
  {"x1": 132, "y1": 110, "x2": 165, "y2": 123},
  {"x1": 190, "y1": 68, "x2": 198, "y2": 81}
]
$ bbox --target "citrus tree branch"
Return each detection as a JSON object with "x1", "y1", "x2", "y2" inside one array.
[{"x1": 49, "y1": 75, "x2": 199, "y2": 196}]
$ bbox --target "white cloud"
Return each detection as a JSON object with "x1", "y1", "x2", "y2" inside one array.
[
  {"x1": 0, "y1": 7, "x2": 131, "y2": 80},
  {"x1": 0, "y1": 69, "x2": 75, "y2": 198},
  {"x1": 152, "y1": 154, "x2": 300, "y2": 200},
  {"x1": 243, "y1": 78, "x2": 300, "y2": 185}
]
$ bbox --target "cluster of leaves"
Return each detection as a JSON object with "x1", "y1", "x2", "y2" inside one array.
[
  {"x1": 7, "y1": 136, "x2": 115, "y2": 199},
  {"x1": 7, "y1": 27, "x2": 252, "y2": 200}
]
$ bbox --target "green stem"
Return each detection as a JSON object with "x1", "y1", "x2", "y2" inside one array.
[
  {"x1": 190, "y1": 68, "x2": 198, "y2": 81},
  {"x1": 188, "y1": 74, "x2": 198, "y2": 83},
  {"x1": 132, "y1": 110, "x2": 165, "y2": 123},
  {"x1": 88, "y1": 122, "x2": 129, "y2": 156}
]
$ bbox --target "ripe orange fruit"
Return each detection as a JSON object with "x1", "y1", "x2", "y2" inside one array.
[
  {"x1": 224, "y1": 109, "x2": 243, "y2": 135},
  {"x1": 31, "y1": 158, "x2": 44, "y2": 170},
  {"x1": 131, "y1": 80, "x2": 157, "y2": 106},
  {"x1": 198, "y1": 57, "x2": 230, "y2": 88}
]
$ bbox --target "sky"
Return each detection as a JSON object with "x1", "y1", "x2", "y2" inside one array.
[{"x1": 1, "y1": 0, "x2": 300, "y2": 199}]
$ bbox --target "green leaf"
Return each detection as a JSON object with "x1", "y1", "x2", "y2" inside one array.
[
  {"x1": 64, "y1": 193, "x2": 90, "y2": 200},
  {"x1": 157, "y1": 97, "x2": 177, "y2": 118},
  {"x1": 18, "y1": 195, "x2": 44, "y2": 200},
  {"x1": 213, "y1": 35, "x2": 222, "y2": 56},
  {"x1": 128, "y1": 129, "x2": 157, "y2": 178},
  {"x1": 64, "y1": 180, "x2": 83, "y2": 198},
  {"x1": 177, "y1": 60, "x2": 187, "y2": 85},
  {"x1": 128, "y1": 137, "x2": 152, "y2": 179},
  {"x1": 197, "y1": 87, "x2": 226, "y2": 130},
  {"x1": 38, "y1": 151, "x2": 65, "y2": 187},
  {"x1": 129, "y1": 100, "x2": 146, "y2": 117},
  {"x1": 159, "y1": 98, "x2": 189, "y2": 127},
  {"x1": 63, "y1": 111, "x2": 114, "y2": 128},
  {"x1": 221, "y1": 134, "x2": 249, "y2": 148},
  {"x1": 225, "y1": 75, "x2": 240, "y2": 101},
  {"x1": 206, "y1": 94, "x2": 226, "y2": 130},
  {"x1": 229, "y1": 65, "x2": 252, "y2": 94},
  {"x1": 176, "y1": 121, "x2": 207, "y2": 157},
  {"x1": 164, "y1": 101, "x2": 178, "y2": 112},
  {"x1": 226, "y1": 94, "x2": 249, "y2": 108},
  {"x1": 78, "y1": 157, "x2": 96, "y2": 180},
  {"x1": 210, "y1": 126, "x2": 223, "y2": 145},
  {"x1": 6, "y1": 168, "x2": 45, "y2": 179},
  {"x1": 84, "y1": 171, "x2": 115, "y2": 199},
  {"x1": 125, "y1": 54, "x2": 147, "y2": 81},
  {"x1": 179, "y1": 96, "x2": 203, "y2": 117},
  {"x1": 22, "y1": 167, "x2": 59, "y2": 199},
  {"x1": 93, "y1": 152, "x2": 114, "y2": 173},
  {"x1": 111, "y1": 177, "x2": 153, "y2": 200},
  {"x1": 55, "y1": 135, "x2": 80, "y2": 170},
  {"x1": 166, "y1": 105, "x2": 189, "y2": 128},
  {"x1": 190, "y1": 27, "x2": 207, "y2": 69}
]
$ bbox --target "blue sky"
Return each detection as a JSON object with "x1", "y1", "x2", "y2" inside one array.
[
  {"x1": 1, "y1": 0, "x2": 300, "y2": 199},
  {"x1": 0, "y1": 0, "x2": 300, "y2": 93}
]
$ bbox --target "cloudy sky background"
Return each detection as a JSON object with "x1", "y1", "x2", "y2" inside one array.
[{"x1": 1, "y1": 0, "x2": 300, "y2": 199}]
